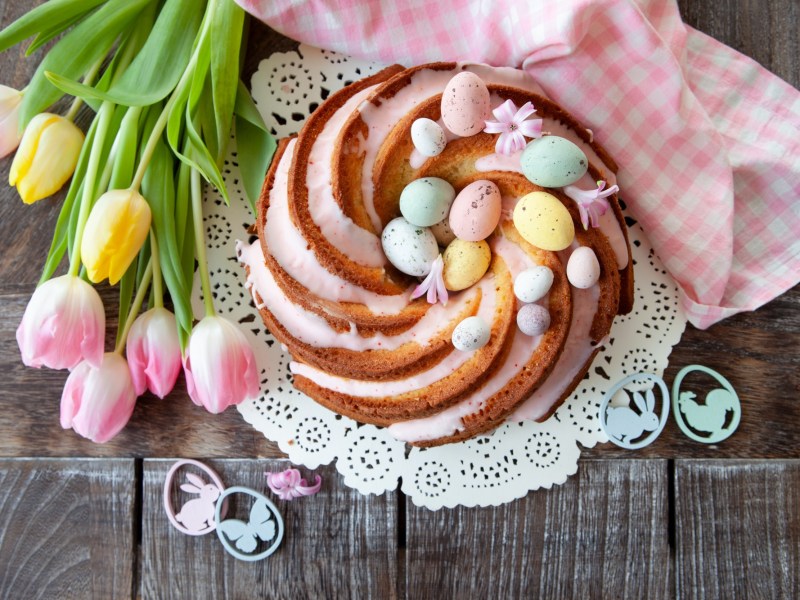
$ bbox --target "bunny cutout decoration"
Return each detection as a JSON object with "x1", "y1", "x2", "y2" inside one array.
[
  {"x1": 175, "y1": 473, "x2": 222, "y2": 532},
  {"x1": 600, "y1": 373, "x2": 670, "y2": 449}
]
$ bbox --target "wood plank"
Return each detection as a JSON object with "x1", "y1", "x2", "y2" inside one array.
[
  {"x1": 140, "y1": 459, "x2": 398, "y2": 599},
  {"x1": 0, "y1": 458, "x2": 135, "y2": 600},
  {"x1": 675, "y1": 459, "x2": 800, "y2": 599},
  {"x1": 405, "y1": 459, "x2": 671, "y2": 598}
]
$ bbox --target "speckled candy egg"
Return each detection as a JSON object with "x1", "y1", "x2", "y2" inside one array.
[
  {"x1": 399, "y1": 177, "x2": 456, "y2": 227},
  {"x1": 381, "y1": 217, "x2": 439, "y2": 277},
  {"x1": 440, "y1": 72, "x2": 491, "y2": 137},
  {"x1": 452, "y1": 316, "x2": 491, "y2": 352},
  {"x1": 431, "y1": 217, "x2": 457, "y2": 246},
  {"x1": 449, "y1": 180, "x2": 502, "y2": 242},
  {"x1": 513, "y1": 191, "x2": 575, "y2": 251},
  {"x1": 411, "y1": 118, "x2": 447, "y2": 157},
  {"x1": 517, "y1": 304, "x2": 551, "y2": 336},
  {"x1": 514, "y1": 266, "x2": 554, "y2": 303},
  {"x1": 566, "y1": 246, "x2": 600, "y2": 289},
  {"x1": 442, "y1": 239, "x2": 491, "y2": 291},
  {"x1": 520, "y1": 136, "x2": 588, "y2": 188}
]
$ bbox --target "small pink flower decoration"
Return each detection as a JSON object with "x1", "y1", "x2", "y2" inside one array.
[
  {"x1": 266, "y1": 468, "x2": 322, "y2": 500},
  {"x1": 411, "y1": 254, "x2": 448, "y2": 306},
  {"x1": 483, "y1": 99, "x2": 543, "y2": 155},
  {"x1": 563, "y1": 180, "x2": 620, "y2": 229}
]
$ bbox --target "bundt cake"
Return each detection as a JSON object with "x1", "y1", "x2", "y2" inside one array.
[{"x1": 238, "y1": 62, "x2": 633, "y2": 447}]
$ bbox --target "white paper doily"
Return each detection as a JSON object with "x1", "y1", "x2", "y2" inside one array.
[{"x1": 194, "y1": 45, "x2": 687, "y2": 510}]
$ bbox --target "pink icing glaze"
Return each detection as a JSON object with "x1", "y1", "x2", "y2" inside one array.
[
  {"x1": 306, "y1": 85, "x2": 386, "y2": 268},
  {"x1": 288, "y1": 275, "x2": 498, "y2": 397},
  {"x1": 239, "y1": 239, "x2": 478, "y2": 351},
  {"x1": 266, "y1": 140, "x2": 409, "y2": 314}
]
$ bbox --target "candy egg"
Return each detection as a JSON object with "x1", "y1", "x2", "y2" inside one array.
[
  {"x1": 566, "y1": 246, "x2": 600, "y2": 289},
  {"x1": 440, "y1": 72, "x2": 491, "y2": 137},
  {"x1": 452, "y1": 316, "x2": 491, "y2": 352},
  {"x1": 381, "y1": 217, "x2": 439, "y2": 277},
  {"x1": 411, "y1": 118, "x2": 447, "y2": 157},
  {"x1": 449, "y1": 180, "x2": 501, "y2": 242},
  {"x1": 517, "y1": 304, "x2": 551, "y2": 336},
  {"x1": 514, "y1": 266, "x2": 554, "y2": 303},
  {"x1": 431, "y1": 217, "x2": 457, "y2": 246},
  {"x1": 513, "y1": 191, "x2": 575, "y2": 251},
  {"x1": 399, "y1": 177, "x2": 456, "y2": 227},
  {"x1": 520, "y1": 136, "x2": 588, "y2": 188},
  {"x1": 442, "y1": 239, "x2": 491, "y2": 291}
]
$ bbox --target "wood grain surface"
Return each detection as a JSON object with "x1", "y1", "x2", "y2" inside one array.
[{"x1": 0, "y1": 459, "x2": 135, "y2": 599}]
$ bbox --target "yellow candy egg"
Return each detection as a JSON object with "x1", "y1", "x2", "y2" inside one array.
[
  {"x1": 442, "y1": 239, "x2": 491, "y2": 291},
  {"x1": 512, "y1": 191, "x2": 575, "y2": 251}
]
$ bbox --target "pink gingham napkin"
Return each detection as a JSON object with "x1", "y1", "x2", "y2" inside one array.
[{"x1": 238, "y1": 0, "x2": 800, "y2": 329}]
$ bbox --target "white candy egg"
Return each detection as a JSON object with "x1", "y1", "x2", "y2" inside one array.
[
  {"x1": 411, "y1": 118, "x2": 447, "y2": 157},
  {"x1": 566, "y1": 246, "x2": 600, "y2": 289},
  {"x1": 452, "y1": 316, "x2": 491, "y2": 352},
  {"x1": 514, "y1": 266, "x2": 554, "y2": 303},
  {"x1": 431, "y1": 217, "x2": 457, "y2": 246},
  {"x1": 381, "y1": 217, "x2": 439, "y2": 277}
]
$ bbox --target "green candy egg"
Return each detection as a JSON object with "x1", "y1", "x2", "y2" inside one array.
[
  {"x1": 520, "y1": 136, "x2": 588, "y2": 188},
  {"x1": 399, "y1": 177, "x2": 456, "y2": 227}
]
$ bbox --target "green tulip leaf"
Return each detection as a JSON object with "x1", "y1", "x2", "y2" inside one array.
[
  {"x1": 210, "y1": 0, "x2": 245, "y2": 164},
  {"x1": 234, "y1": 80, "x2": 275, "y2": 215},
  {"x1": 0, "y1": 0, "x2": 107, "y2": 54}
]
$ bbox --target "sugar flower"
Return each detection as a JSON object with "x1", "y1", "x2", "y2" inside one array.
[
  {"x1": 0, "y1": 84, "x2": 23, "y2": 159},
  {"x1": 9, "y1": 112, "x2": 84, "y2": 204},
  {"x1": 81, "y1": 188, "x2": 152, "y2": 285},
  {"x1": 60, "y1": 352, "x2": 137, "y2": 443},
  {"x1": 17, "y1": 274, "x2": 105, "y2": 370},
  {"x1": 183, "y1": 315, "x2": 259, "y2": 414},
  {"x1": 126, "y1": 307, "x2": 182, "y2": 398},
  {"x1": 411, "y1": 254, "x2": 448, "y2": 306},
  {"x1": 266, "y1": 468, "x2": 322, "y2": 500},
  {"x1": 563, "y1": 180, "x2": 620, "y2": 229},
  {"x1": 483, "y1": 99, "x2": 543, "y2": 156}
]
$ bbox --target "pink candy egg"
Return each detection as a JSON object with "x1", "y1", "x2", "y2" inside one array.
[
  {"x1": 566, "y1": 246, "x2": 600, "y2": 289},
  {"x1": 449, "y1": 180, "x2": 501, "y2": 241},
  {"x1": 440, "y1": 72, "x2": 490, "y2": 137}
]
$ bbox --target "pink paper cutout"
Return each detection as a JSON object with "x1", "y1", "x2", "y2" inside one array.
[{"x1": 163, "y1": 459, "x2": 228, "y2": 536}]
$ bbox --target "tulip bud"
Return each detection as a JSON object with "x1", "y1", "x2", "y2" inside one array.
[
  {"x1": 9, "y1": 112, "x2": 84, "y2": 204},
  {"x1": 16, "y1": 274, "x2": 105, "y2": 370},
  {"x1": 81, "y1": 189, "x2": 152, "y2": 285},
  {"x1": 126, "y1": 307, "x2": 181, "y2": 398},
  {"x1": 183, "y1": 316, "x2": 259, "y2": 414},
  {"x1": 0, "y1": 85, "x2": 23, "y2": 158},
  {"x1": 60, "y1": 353, "x2": 137, "y2": 443}
]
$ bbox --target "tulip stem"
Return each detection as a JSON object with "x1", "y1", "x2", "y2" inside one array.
[
  {"x1": 65, "y1": 56, "x2": 104, "y2": 123},
  {"x1": 191, "y1": 165, "x2": 216, "y2": 317},
  {"x1": 68, "y1": 101, "x2": 114, "y2": 278},
  {"x1": 150, "y1": 231, "x2": 164, "y2": 309},
  {"x1": 115, "y1": 259, "x2": 153, "y2": 354}
]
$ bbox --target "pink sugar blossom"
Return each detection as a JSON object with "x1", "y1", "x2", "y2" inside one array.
[
  {"x1": 183, "y1": 315, "x2": 259, "y2": 414},
  {"x1": 60, "y1": 352, "x2": 137, "y2": 443},
  {"x1": 126, "y1": 307, "x2": 182, "y2": 398},
  {"x1": 483, "y1": 99, "x2": 543, "y2": 155},
  {"x1": 563, "y1": 180, "x2": 620, "y2": 229},
  {"x1": 411, "y1": 254, "x2": 448, "y2": 306},
  {"x1": 266, "y1": 468, "x2": 322, "y2": 500},
  {"x1": 16, "y1": 274, "x2": 105, "y2": 370}
]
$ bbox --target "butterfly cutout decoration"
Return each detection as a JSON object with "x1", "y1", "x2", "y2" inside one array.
[{"x1": 218, "y1": 499, "x2": 276, "y2": 553}]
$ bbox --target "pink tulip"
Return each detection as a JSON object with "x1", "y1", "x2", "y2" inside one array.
[
  {"x1": 16, "y1": 274, "x2": 105, "y2": 370},
  {"x1": 0, "y1": 84, "x2": 22, "y2": 158},
  {"x1": 60, "y1": 352, "x2": 137, "y2": 443},
  {"x1": 126, "y1": 307, "x2": 181, "y2": 398},
  {"x1": 183, "y1": 316, "x2": 259, "y2": 414}
]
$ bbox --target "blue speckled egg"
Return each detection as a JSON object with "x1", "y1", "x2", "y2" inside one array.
[
  {"x1": 381, "y1": 217, "x2": 439, "y2": 276},
  {"x1": 514, "y1": 266, "x2": 554, "y2": 303},
  {"x1": 452, "y1": 316, "x2": 491, "y2": 352},
  {"x1": 517, "y1": 303, "x2": 551, "y2": 336},
  {"x1": 399, "y1": 177, "x2": 456, "y2": 227},
  {"x1": 520, "y1": 136, "x2": 588, "y2": 188}
]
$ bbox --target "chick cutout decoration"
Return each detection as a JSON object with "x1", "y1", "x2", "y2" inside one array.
[{"x1": 672, "y1": 365, "x2": 741, "y2": 444}]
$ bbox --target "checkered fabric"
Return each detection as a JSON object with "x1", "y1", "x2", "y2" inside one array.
[{"x1": 238, "y1": 0, "x2": 800, "y2": 329}]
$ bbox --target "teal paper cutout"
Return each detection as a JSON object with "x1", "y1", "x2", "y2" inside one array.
[
  {"x1": 214, "y1": 486, "x2": 284, "y2": 562},
  {"x1": 600, "y1": 373, "x2": 670, "y2": 449},
  {"x1": 672, "y1": 365, "x2": 741, "y2": 444}
]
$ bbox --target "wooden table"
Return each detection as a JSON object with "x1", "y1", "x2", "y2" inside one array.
[{"x1": 1, "y1": 1, "x2": 798, "y2": 597}]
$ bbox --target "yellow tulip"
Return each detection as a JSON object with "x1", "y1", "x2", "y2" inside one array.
[
  {"x1": 9, "y1": 112, "x2": 84, "y2": 204},
  {"x1": 81, "y1": 189, "x2": 152, "y2": 285}
]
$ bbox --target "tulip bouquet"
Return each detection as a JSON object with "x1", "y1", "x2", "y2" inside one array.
[{"x1": 3, "y1": 0, "x2": 272, "y2": 442}]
